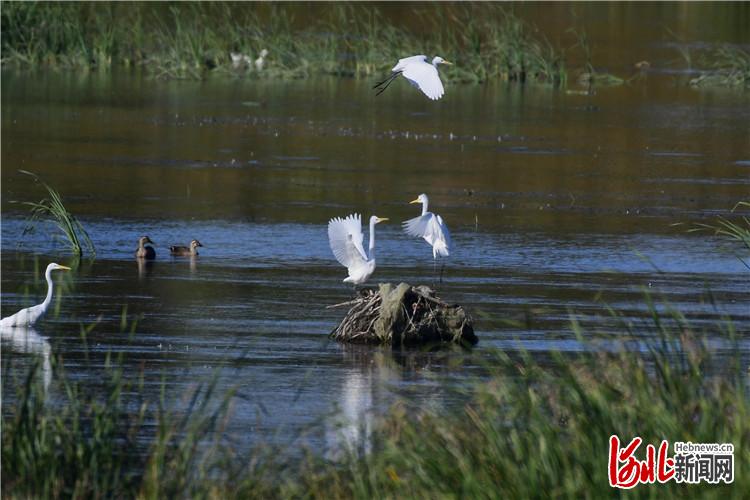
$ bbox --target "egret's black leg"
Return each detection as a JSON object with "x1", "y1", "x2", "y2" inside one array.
[
  {"x1": 439, "y1": 263, "x2": 445, "y2": 284},
  {"x1": 373, "y1": 75, "x2": 390, "y2": 89},
  {"x1": 375, "y1": 75, "x2": 399, "y2": 96},
  {"x1": 373, "y1": 72, "x2": 398, "y2": 89},
  {"x1": 374, "y1": 72, "x2": 401, "y2": 96}
]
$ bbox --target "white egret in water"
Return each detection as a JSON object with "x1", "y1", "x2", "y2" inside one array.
[
  {"x1": 374, "y1": 55, "x2": 452, "y2": 100},
  {"x1": 403, "y1": 194, "x2": 451, "y2": 280},
  {"x1": 0, "y1": 263, "x2": 71, "y2": 328},
  {"x1": 328, "y1": 214, "x2": 389, "y2": 285}
]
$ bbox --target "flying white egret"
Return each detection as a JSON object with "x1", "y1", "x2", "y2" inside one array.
[
  {"x1": 403, "y1": 194, "x2": 451, "y2": 278},
  {"x1": 0, "y1": 263, "x2": 71, "y2": 328},
  {"x1": 328, "y1": 213, "x2": 388, "y2": 285},
  {"x1": 374, "y1": 55, "x2": 452, "y2": 100}
]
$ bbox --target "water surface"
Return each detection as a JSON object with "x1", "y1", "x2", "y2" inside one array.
[{"x1": 2, "y1": 23, "x2": 749, "y2": 454}]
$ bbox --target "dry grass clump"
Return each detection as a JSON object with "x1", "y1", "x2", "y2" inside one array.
[{"x1": 329, "y1": 283, "x2": 477, "y2": 346}]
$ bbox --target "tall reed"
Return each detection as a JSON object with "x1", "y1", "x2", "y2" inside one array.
[{"x1": 17, "y1": 170, "x2": 96, "y2": 257}]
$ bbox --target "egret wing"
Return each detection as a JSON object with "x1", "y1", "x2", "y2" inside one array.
[
  {"x1": 328, "y1": 214, "x2": 369, "y2": 269},
  {"x1": 402, "y1": 213, "x2": 432, "y2": 239},
  {"x1": 392, "y1": 55, "x2": 428, "y2": 72},
  {"x1": 402, "y1": 62, "x2": 444, "y2": 100},
  {"x1": 434, "y1": 214, "x2": 451, "y2": 256}
]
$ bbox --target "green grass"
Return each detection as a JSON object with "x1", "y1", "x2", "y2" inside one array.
[
  {"x1": 0, "y1": 3, "x2": 566, "y2": 85},
  {"x1": 2, "y1": 297, "x2": 747, "y2": 498},
  {"x1": 15, "y1": 170, "x2": 96, "y2": 258},
  {"x1": 678, "y1": 201, "x2": 750, "y2": 270},
  {"x1": 3, "y1": 3, "x2": 746, "y2": 89},
  {"x1": 690, "y1": 45, "x2": 750, "y2": 88}
]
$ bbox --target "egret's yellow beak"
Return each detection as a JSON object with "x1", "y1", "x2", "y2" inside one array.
[
  {"x1": 409, "y1": 198, "x2": 421, "y2": 204},
  {"x1": 441, "y1": 60, "x2": 453, "y2": 66},
  {"x1": 377, "y1": 217, "x2": 389, "y2": 223},
  {"x1": 59, "y1": 265, "x2": 71, "y2": 271}
]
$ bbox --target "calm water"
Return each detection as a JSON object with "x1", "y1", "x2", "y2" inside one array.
[{"x1": 2, "y1": 7, "x2": 750, "y2": 455}]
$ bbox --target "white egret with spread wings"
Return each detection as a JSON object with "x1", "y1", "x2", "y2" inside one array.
[
  {"x1": 328, "y1": 214, "x2": 388, "y2": 285},
  {"x1": 374, "y1": 55, "x2": 452, "y2": 100},
  {"x1": 403, "y1": 194, "x2": 451, "y2": 280}
]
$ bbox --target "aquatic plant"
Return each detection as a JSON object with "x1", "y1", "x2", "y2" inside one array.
[
  {"x1": 568, "y1": 27, "x2": 624, "y2": 88},
  {"x1": 690, "y1": 45, "x2": 750, "y2": 88},
  {"x1": 687, "y1": 201, "x2": 750, "y2": 269},
  {"x1": 16, "y1": 170, "x2": 96, "y2": 257}
]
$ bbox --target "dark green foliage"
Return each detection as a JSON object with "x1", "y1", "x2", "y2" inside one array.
[{"x1": 0, "y1": 3, "x2": 566, "y2": 85}]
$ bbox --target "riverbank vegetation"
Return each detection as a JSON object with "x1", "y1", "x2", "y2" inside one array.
[
  {"x1": 0, "y1": 3, "x2": 565, "y2": 84},
  {"x1": 3, "y1": 295, "x2": 748, "y2": 498},
  {"x1": 3, "y1": 3, "x2": 747, "y2": 88}
]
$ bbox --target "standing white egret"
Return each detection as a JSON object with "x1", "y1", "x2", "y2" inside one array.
[
  {"x1": 403, "y1": 193, "x2": 451, "y2": 278},
  {"x1": 0, "y1": 263, "x2": 71, "y2": 328},
  {"x1": 374, "y1": 55, "x2": 453, "y2": 100},
  {"x1": 328, "y1": 213, "x2": 388, "y2": 285}
]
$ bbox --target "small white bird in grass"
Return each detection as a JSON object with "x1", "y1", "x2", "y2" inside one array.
[
  {"x1": 230, "y1": 52, "x2": 244, "y2": 69},
  {"x1": 328, "y1": 213, "x2": 389, "y2": 285},
  {"x1": 255, "y1": 49, "x2": 269, "y2": 71},
  {"x1": 403, "y1": 193, "x2": 451, "y2": 274},
  {"x1": 0, "y1": 263, "x2": 71, "y2": 328},
  {"x1": 374, "y1": 55, "x2": 453, "y2": 100}
]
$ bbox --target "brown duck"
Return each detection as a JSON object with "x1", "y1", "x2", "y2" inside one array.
[
  {"x1": 170, "y1": 239, "x2": 203, "y2": 257},
  {"x1": 135, "y1": 236, "x2": 156, "y2": 260}
]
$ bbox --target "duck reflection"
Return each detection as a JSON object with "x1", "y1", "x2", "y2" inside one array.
[
  {"x1": 1, "y1": 325, "x2": 52, "y2": 391},
  {"x1": 136, "y1": 258, "x2": 155, "y2": 279}
]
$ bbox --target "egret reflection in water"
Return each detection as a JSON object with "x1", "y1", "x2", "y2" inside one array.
[{"x1": 1, "y1": 326, "x2": 52, "y2": 391}]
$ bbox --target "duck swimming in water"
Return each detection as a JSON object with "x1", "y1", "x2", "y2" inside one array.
[
  {"x1": 135, "y1": 236, "x2": 156, "y2": 260},
  {"x1": 170, "y1": 239, "x2": 203, "y2": 257}
]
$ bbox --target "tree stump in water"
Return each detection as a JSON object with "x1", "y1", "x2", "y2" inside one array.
[{"x1": 329, "y1": 283, "x2": 477, "y2": 346}]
